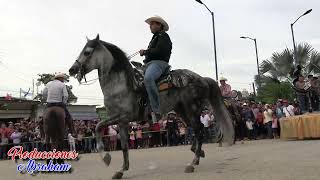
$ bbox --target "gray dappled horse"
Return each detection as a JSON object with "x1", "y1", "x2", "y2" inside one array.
[{"x1": 69, "y1": 34, "x2": 234, "y2": 179}]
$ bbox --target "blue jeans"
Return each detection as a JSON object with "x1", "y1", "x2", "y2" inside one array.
[
  {"x1": 144, "y1": 60, "x2": 169, "y2": 113},
  {"x1": 297, "y1": 94, "x2": 307, "y2": 113},
  {"x1": 84, "y1": 137, "x2": 92, "y2": 152},
  {"x1": 265, "y1": 121, "x2": 273, "y2": 139}
]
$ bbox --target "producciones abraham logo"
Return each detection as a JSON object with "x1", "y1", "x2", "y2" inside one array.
[{"x1": 7, "y1": 146, "x2": 78, "y2": 174}]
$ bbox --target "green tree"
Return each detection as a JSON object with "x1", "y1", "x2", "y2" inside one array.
[
  {"x1": 34, "y1": 73, "x2": 77, "y2": 104},
  {"x1": 257, "y1": 81, "x2": 294, "y2": 104}
]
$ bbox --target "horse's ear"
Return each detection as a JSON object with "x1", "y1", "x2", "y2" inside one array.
[
  {"x1": 96, "y1": 34, "x2": 100, "y2": 41},
  {"x1": 86, "y1": 36, "x2": 90, "y2": 42}
]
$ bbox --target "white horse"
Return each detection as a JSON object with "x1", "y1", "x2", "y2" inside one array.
[{"x1": 69, "y1": 34, "x2": 234, "y2": 179}]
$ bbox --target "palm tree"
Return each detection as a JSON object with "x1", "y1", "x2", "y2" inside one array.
[
  {"x1": 259, "y1": 43, "x2": 320, "y2": 83},
  {"x1": 256, "y1": 43, "x2": 320, "y2": 102}
]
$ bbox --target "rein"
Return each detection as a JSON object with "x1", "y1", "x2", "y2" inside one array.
[{"x1": 77, "y1": 51, "x2": 140, "y2": 85}]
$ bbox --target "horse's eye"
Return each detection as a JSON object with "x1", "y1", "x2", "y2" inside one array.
[{"x1": 84, "y1": 47, "x2": 94, "y2": 56}]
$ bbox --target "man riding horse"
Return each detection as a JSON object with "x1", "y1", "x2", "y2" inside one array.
[
  {"x1": 219, "y1": 76, "x2": 232, "y2": 98},
  {"x1": 68, "y1": 16, "x2": 234, "y2": 178},
  {"x1": 42, "y1": 73, "x2": 75, "y2": 135},
  {"x1": 219, "y1": 76, "x2": 240, "y2": 144},
  {"x1": 139, "y1": 15, "x2": 172, "y2": 124}
]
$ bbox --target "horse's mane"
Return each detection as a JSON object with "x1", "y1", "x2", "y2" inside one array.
[{"x1": 99, "y1": 41, "x2": 134, "y2": 88}]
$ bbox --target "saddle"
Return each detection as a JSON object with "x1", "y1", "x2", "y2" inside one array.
[
  {"x1": 132, "y1": 61, "x2": 175, "y2": 92},
  {"x1": 156, "y1": 66, "x2": 173, "y2": 91}
]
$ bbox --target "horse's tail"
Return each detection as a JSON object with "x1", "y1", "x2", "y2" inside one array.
[{"x1": 204, "y1": 77, "x2": 234, "y2": 146}]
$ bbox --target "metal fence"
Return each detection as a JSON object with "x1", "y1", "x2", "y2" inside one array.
[{"x1": 0, "y1": 127, "x2": 219, "y2": 160}]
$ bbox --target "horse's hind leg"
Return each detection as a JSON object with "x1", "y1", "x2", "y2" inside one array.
[
  {"x1": 192, "y1": 123, "x2": 204, "y2": 166},
  {"x1": 112, "y1": 122, "x2": 129, "y2": 179},
  {"x1": 185, "y1": 117, "x2": 204, "y2": 173}
]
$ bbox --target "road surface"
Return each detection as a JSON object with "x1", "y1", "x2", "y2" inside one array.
[{"x1": 1, "y1": 139, "x2": 319, "y2": 180}]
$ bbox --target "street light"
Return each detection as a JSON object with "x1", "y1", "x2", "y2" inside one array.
[
  {"x1": 240, "y1": 36, "x2": 261, "y2": 90},
  {"x1": 195, "y1": 0, "x2": 218, "y2": 81},
  {"x1": 240, "y1": 36, "x2": 260, "y2": 76},
  {"x1": 291, "y1": 9, "x2": 312, "y2": 65}
]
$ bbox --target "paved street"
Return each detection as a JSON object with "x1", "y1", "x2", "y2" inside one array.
[{"x1": 1, "y1": 139, "x2": 320, "y2": 180}]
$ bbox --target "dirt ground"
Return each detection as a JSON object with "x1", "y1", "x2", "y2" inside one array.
[{"x1": 1, "y1": 139, "x2": 320, "y2": 180}]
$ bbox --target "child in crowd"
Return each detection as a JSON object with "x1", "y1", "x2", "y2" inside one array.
[
  {"x1": 178, "y1": 123, "x2": 186, "y2": 145},
  {"x1": 129, "y1": 130, "x2": 135, "y2": 149},
  {"x1": 272, "y1": 113, "x2": 279, "y2": 139},
  {"x1": 246, "y1": 119, "x2": 254, "y2": 140},
  {"x1": 108, "y1": 125, "x2": 118, "y2": 151},
  {"x1": 68, "y1": 133, "x2": 76, "y2": 151},
  {"x1": 136, "y1": 126, "x2": 143, "y2": 149}
]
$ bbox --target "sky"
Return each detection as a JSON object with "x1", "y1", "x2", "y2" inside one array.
[{"x1": 0, "y1": 0, "x2": 319, "y2": 106}]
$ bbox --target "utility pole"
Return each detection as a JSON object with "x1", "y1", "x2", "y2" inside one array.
[
  {"x1": 252, "y1": 83, "x2": 256, "y2": 96},
  {"x1": 32, "y1": 79, "x2": 35, "y2": 99}
]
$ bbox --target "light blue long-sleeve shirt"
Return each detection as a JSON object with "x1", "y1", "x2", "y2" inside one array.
[{"x1": 42, "y1": 80, "x2": 68, "y2": 104}]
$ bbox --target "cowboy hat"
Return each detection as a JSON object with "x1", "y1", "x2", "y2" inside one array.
[
  {"x1": 53, "y1": 73, "x2": 67, "y2": 80},
  {"x1": 219, "y1": 76, "x2": 227, "y2": 81},
  {"x1": 145, "y1": 15, "x2": 169, "y2": 31},
  {"x1": 167, "y1": 110, "x2": 176, "y2": 115}
]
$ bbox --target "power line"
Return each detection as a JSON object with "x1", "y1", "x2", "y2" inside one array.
[{"x1": 0, "y1": 63, "x2": 33, "y2": 83}]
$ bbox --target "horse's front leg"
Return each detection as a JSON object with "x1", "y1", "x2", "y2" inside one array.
[
  {"x1": 112, "y1": 122, "x2": 129, "y2": 179},
  {"x1": 95, "y1": 114, "x2": 127, "y2": 166},
  {"x1": 185, "y1": 120, "x2": 204, "y2": 173}
]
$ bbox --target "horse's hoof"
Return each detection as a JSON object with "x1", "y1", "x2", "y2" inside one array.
[
  {"x1": 112, "y1": 171, "x2": 124, "y2": 179},
  {"x1": 184, "y1": 165, "x2": 195, "y2": 173},
  {"x1": 200, "y1": 150, "x2": 205, "y2": 158},
  {"x1": 103, "y1": 153, "x2": 111, "y2": 166},
  {"x1": 218, "y1": 142, "x2": 222, "y2": 147}
]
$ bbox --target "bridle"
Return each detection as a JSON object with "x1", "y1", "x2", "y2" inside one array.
[{"x1": 74, "y1": 43, "x2": 140, "y2": 85}]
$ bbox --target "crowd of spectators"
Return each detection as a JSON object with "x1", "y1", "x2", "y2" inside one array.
[
  {"x1": 0, "y1": 96, "x2": 314, "y2": 160},
  {"x1": 232, "y1": 98, "x2": 311, "y2": 142},
  {"x1": 0, "y1": 112, "x2": 203, "y2": 160}
]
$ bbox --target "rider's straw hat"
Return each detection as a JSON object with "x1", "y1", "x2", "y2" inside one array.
[
  {"x1": 219, "y1": 76, "x2": 227, "y2": 81},
  {"x1": 145, "y1": 16, "x2": 169, "y2": 31},
  {"x1": 54, "y1": 73, "x2": 67, "y2": 80}
]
